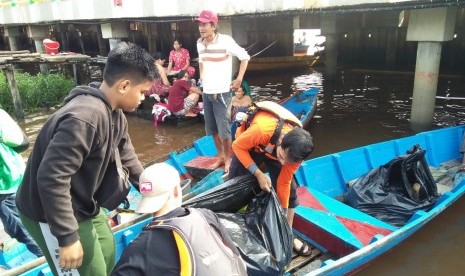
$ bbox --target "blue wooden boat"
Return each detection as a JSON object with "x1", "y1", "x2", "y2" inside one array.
[
  {"x1": 4, "y1": 125, "x2": 465, "y2": 275},
  {"x1": 0, "y1": 87, "x2": 320, "y2": 274},
  {"x1": 280, "y1": 87, "x2": 318, "y2": 128},
  {"x1": 291, "y1": 125, "x2": 465, "y2": 275}
]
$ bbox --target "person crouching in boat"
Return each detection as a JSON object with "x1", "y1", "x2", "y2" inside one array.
[
  {"x1": 228, "y1": 101, "x2": 315, "y2": 257},
  {"x1": 167, "y1": 70, "x2": 202, "y2": 118},
  {"x1": 111, "y1": 163, "x2": 247, "y2": 276}
]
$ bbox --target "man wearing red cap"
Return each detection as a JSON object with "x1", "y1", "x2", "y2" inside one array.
[{"x1": 194, "y1": 9, "x2": 250, "y2": 172}]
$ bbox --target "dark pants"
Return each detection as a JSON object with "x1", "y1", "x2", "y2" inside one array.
[
  {"x1": 0, "y1": 193, "x2": 43, "y2": 257},
  {"x1": 228, "y1": 151, "x2": 299, "y2": 208}
]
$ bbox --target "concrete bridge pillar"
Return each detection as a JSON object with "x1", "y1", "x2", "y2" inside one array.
[
  {"x1": 407, "y1": 7, "x2": 456, "y2": 131},
  {"x1": 27, "y1": 25, "x2": 50, "y2": 73},
  {"x1": 4, "y1": 27, "x2": 21, "y2": 51},
  {"x1": 321, "y1": 14, "x2": 338, "y2": 81},
  {"x1": 101, "y1": 22, "x2": 128, "y2": 51},
  {"x1": 27, "y1": 25, "x2": 49, "y2": 54}
]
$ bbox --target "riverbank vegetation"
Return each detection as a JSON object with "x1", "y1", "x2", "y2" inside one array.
[{"x1": 0, "y1": 72, "x2": 75, "y2": 113}]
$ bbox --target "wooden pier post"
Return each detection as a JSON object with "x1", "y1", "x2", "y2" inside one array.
[{"x1": 2, "y1": 64, "x2": 25, "y2": 120}]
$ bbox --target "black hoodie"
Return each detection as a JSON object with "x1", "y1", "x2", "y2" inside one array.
[{"x1": 16, "y1": 83, "x2": 143, "y2": 247}]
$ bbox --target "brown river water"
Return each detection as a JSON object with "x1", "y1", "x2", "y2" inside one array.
[{"x1": 16, "y1": 66, "x2": 465, "y2": 275}]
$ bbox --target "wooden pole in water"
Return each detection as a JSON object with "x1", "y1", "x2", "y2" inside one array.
[{"x1": 2, "y1": 64, "x2": 25, "y2": 120}]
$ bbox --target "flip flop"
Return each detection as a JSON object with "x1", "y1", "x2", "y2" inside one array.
[{"x1": 293, "y1": 240, "x2": 313, "y2": 257}]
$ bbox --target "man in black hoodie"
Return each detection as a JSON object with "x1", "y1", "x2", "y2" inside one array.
[{"x1": 16, "y1": 42, "x2": 158, "y2": 276}]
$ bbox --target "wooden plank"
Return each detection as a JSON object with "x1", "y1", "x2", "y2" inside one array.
[
  {"x1": 2, "y1": 64, "x2": 24, "y2": 120},
  {"x1": 0, "y1": 50, "x2": 30, "y2": 55},
  {"x1": 286, "y1": 247, "x2": 322, "y2": 273}
]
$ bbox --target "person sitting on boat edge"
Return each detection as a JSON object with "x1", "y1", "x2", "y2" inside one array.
[
  {"x1": 230, "y1": 83, "x2": 252, "y2": 140},
  {"x1": 167, "y1": 70, "x2": 202, "y2": 117},
  {"x1": 147, "y1": 52, "x2": 171, "y2": 99},
  {"x1": 111, "y1": 163, "x2": 247, "y2": 276},
  {"x1": 228, "y1": 101, "x2": 315, "y2": 257},
  {"x1": 167, "y1": 38, "x2": 196, "y2": 78},
  {"x1": 15, "y1": 42, "x2": 157, "y2": 275},
  {"x1": 0, "y1": 109, "x2": 43, "y2": 258}
]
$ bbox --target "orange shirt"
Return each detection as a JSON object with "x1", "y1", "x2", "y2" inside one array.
[{"x1": 232, "y1": 111, "x2": 301, "y2": 208}]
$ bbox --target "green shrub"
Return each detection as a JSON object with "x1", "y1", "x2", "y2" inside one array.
[{"x1": 0, "y1": 72, "x2": 75, "y2": 113}]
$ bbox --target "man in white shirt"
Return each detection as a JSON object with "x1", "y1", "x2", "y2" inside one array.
[{"x1": 195, "y1": 10, "x2": 250, "y2": 172}]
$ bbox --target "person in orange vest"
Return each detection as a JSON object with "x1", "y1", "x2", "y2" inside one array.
[
  {"x1": 112, "y1": 163, "x2": 247, "y2": 276},
  {"x1": 228, "y1": 101, "x2": 315, "y2": 256}
]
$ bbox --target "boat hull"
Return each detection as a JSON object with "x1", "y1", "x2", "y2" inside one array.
[
  {"x1": 247, "y1": 55, "x2": 320, "y2": 72},
  {"x1": 294, "y1": 125, "x2": 465, "y2": 275}
]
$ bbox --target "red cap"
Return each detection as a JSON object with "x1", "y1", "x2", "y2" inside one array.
[{"x1": 194, "y1": 10, "x2": 218, "y2": 25}]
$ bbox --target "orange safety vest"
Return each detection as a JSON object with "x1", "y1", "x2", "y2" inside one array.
[{"x1": 238, "y1": 101, "x2": 302, "y2": 156}]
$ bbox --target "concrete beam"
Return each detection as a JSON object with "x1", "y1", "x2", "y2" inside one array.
[
  {"x1": 407, "y1": 7, "x2": 456, "y2": 41},
  {"x1": 3, "y1": 0, "x2": 462, "y2": 25},
  {"x1": 4, "y1": 26, "x2": 20, "y2": 37},
  {"x1": 27, "y1": 25, "x2": 48, "y2": 39},
  {"x1": 101, "y1": 22, "x2": 128, "y2": 39}
]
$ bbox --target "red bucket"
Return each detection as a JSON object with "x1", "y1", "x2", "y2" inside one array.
[{"x1": 43, "y1": 39, "x2": 60, "y2": 55}]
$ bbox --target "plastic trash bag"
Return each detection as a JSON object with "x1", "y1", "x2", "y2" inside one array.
[
  {"x1": 345, "y1": 145, "x2": 439, "y2": 227},
  {"x1": 183, "y1": 175, "x2": 260, "y2": 212},
  {"x1": 183, "y1": 175, "x2": 293, "y2": 275}
]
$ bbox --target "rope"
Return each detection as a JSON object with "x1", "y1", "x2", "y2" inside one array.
[
  {"x1": 250, "y1": 39, "x2": 279, "y2": 59},
  {"x1": 245, "y1": 39, "x2": 262, "y2": 51}
]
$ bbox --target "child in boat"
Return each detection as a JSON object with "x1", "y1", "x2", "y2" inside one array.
[
  {"x1": 15, "y1": 42, "x2": 157, "y2": 275},
  {"x1": 111, "y1": 163, "x2": 247, "y2": 275},
  {"x1": 230, "y1": 83, "x2": 252, "y2": 140}
]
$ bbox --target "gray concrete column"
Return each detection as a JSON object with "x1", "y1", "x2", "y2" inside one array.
[
  {"x1": 410, "y1": 42, "x2": 441, "y2": 131},
  {"x1": 4, "y1": 27, "x2": 21, "y2": 51},
  {"x1": 385, "y1": 28, "x2": 398, "y2": 67},
  {"x1": 96, "y1": 25, "x2": 107, "y2": 56},
  {"x1": 101, "y1": 22, "x2": 128, "y2": 52},
  {"x1": 8, "y1": 36, "x2": 20, "y2": 51},
  {"x1": 321, "y1": 15, "x2": 338, "y2": 81},
  {"x1": 109, "y1": 38, "x2": 122, "y2": 51},
  {"x1": 34, "y1": 40, "x2": 45, "y2": 53},
  {"x1": 407, "y1": 7, "x2": 456, "y2": 131},
  {"x1": 325, "y1": 35, "x2": 337, "y2": 80},
  {"x1": 34, "y1": 39, "x2": 51, "y2": 73}
]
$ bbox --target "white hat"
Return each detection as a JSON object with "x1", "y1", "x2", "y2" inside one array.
[{"x1": 135, "y1": 163, "x2": 180, "y2": 214}]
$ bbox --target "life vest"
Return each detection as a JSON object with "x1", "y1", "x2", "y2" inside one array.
[
  {"x1": 146, "y1": 208, "x2": 247, "y2": 276},
  {"x1": 239, "y1": 101, "x2": 302, "y2": 156}
]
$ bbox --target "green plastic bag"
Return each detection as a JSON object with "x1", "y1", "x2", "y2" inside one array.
[{"x1": 0, "y1": 142, "x2": 25, "y2": 193}]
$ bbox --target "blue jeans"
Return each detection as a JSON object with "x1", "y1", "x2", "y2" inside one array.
[{"x1": 0, "y1": 193, "x2": 43, "y2": 257}]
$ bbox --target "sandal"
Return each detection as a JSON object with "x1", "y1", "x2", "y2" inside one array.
[{"x1": 293, "y1": 239, "x2": 313, "y2": 257}]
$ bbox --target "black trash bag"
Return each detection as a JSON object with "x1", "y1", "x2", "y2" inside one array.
[
  {"x1": 183, "y1": 175, "x2": 260, "y2": 212},
  {"x1": 184, "y1": 175, "x2": 293, "y2": 275},
  {"x1": 345, "y1": 145, "x2": 439, "y2": 227}
]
